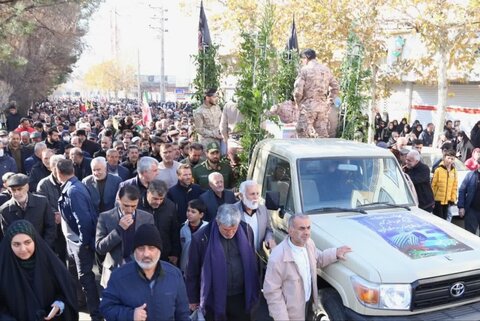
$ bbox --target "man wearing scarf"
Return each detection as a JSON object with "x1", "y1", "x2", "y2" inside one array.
[{"x1": 186, "y1": 204, "x2": 260, "y2": 321}]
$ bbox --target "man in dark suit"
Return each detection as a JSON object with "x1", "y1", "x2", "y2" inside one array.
[
  {"x1": 83, "y1": 157, "x2": 122, "y2": 214},
  {"x1": 70, "y1": 147, "x2": 92, "y2": 181},
  {"x1": 137, "y1": 179, "x2": 180, "y2": 266},
  {"x1": 76, "y1": 129, "x2": 101, "y2": 157},
  {"x1": 95, "y1": 184, "x2": 154, "y2": 287},
  {"x1": 199, "y1": 171, "x2": 237, "y2": 222},
  {"x1": 0, "y1": 173, "x2": 56, "y2": 246},
  {"x1": 167, "y1": 164, "x2": 204, "y2": 225},
  {"x1": 106, "y1": 148, "x2": 130, "y2": 181},
  {"x1": 118, "y1": 156, "x2": 159, "y2": 200}
]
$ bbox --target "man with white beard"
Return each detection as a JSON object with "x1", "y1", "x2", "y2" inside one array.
[
  {"x1": 235, "y1": 180, "x2": 276, "y2": 253},
  {"x1": 100, "y1": 224, "x2": 189, "y2": 321}
]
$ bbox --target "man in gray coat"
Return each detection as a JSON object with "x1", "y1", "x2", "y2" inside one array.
[
  {"x1": 95, "y1": 184, "x2": 154, "y2": 287},
  {"x1": 235, "y1": 180, "x2": 276, "y2": 254},
  {"x1": 82, "y1": 157, "x2": 122, "y2": 214}
]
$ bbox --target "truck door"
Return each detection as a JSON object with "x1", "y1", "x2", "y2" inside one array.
[{"x1": 261, "y1": 155, "x2": 294, "y2": 242}]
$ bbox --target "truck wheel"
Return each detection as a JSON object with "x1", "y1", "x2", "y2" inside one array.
[{"x1": 315, "y1": 288, "x2": 346, "y2": 321}]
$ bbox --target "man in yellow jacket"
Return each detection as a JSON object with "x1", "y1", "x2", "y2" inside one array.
[{"x1": 432, "y1": 149, "x2": 458, "y2": 220}]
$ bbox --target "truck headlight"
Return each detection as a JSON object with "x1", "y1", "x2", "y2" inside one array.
[{"x1": 351, "y1": 275, "x2": 411, "y2": 310}]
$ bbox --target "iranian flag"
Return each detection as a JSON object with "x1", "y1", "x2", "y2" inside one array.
[{"x1": 141, "y1": 92, "x2": 152, "y2": 126}]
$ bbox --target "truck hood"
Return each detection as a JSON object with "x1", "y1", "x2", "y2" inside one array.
[{"x1": 310, "y1": 209, "x2": 480, "y2": 284}]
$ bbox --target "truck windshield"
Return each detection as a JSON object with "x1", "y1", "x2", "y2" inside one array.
[{"x1": 298, "y1": 157, "x2": 415, "y2": 212}]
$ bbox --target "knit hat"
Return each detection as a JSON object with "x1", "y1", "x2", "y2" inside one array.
[
  {"x1": 133, "y1": 224, "x2": 163, "y2": 251},
  {"x1": 5, "y1": 220, "x2": 36, "y2": 243}
]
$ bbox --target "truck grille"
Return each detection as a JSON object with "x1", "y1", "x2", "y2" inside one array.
[{"x1": 412, "y1": 270, "x2": 480, "y2": 310}]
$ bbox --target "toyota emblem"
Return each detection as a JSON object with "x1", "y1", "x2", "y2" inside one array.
[{"x1": 450, "y1": 282, "x2": 466, "y2": 298}]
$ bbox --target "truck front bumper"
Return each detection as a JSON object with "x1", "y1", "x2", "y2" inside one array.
[{"x1": 345, "y1": 301, "x2": 480, "y2": 321}]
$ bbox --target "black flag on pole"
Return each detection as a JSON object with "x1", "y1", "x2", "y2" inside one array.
[
  {"x1": 286, "y1": 16, "x2": 298, "y2": 52},
  {"x1": 198, "y1": 0, "x2": 212, "y2": 51}
]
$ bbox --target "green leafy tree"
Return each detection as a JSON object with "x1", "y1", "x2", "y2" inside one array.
[
  {"x1": 191, "y1": 44, "x2": 222, "y2": 104},
  {"x1": 339, "y1": 31, "x2": 371, "y2": 141},
  {"x1": 236, "y1": 1, "x2": 277, "y2": 181},
  {"x1": 276, "y1": 49, "x2": 299, "y2": 102}
]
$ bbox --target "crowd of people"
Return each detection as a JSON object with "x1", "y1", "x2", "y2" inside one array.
[
  {"x1": 0, "y1": 92, "x2": 353, "y2": 321},
  {"x1": 0, "y1": 59, "x2": 479, "y2": 319},
  {"x1": 374, "y1": 112, "x2": 480, "y2": 233}
]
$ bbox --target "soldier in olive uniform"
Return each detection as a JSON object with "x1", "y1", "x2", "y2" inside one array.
[
  {"x1": 293, "y1": 49, "x2": 339, "y2": 138},
  {"x1": 193, "y1": 88, "x2": 223, "y2": 148},
  {"x1": 192, "y1": 142, "x2": 234, "y2": 190}
]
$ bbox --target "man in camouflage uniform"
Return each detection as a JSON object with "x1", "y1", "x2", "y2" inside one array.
[
  {"x1": 193, "y1": 88, "x2": 223, "y2": 148},
  {"x1": 293, "y1": 49, "x2": 339, "y2": 138}
]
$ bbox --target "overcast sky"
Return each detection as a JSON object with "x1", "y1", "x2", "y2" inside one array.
[{"x1": 73, "y1": 0, "x2": 201, "y2": 86}]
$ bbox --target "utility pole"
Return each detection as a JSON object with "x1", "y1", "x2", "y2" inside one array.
[{"x1": 149, "y1": 1, "x2": 168, "y2": 102}]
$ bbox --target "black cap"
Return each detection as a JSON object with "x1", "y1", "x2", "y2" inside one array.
[
  {"x1": 204, "y1": 88, "x2": 217, "y2": 97},
  {"x1": 6, "y1": 173, "x2": 29, "y2": 188},
  {"x1": 134, "y1": 224, "x2": 163, "y2": 251},
  {"x1": 75, "y1": 129, "x2": 86, "y2": 136}
]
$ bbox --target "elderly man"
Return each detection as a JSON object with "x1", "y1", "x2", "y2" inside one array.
[
  {"x1": 167, "y1": 164, "x2": 204, "y2": 225},
  {"x1": 106, "y1": 148, "x2": 130, "y2": 181},
  {"x1": 100, "y1": 224, "x2": 190, "y2": 321},
  {"x1": 56, "y1": 158, "x2": 101, "y2": 321},
  {"x1": 187, "y1": 204, "x2": 260, "y2": 321},
  {"x1": 37, "y1": 154, "x2": 67, "y2": 262},
  {"x1": 404, "y1": 150, "x2": 435, "y2": 212},
  {"x1": 263, "y1": 214, "x2": 351, "y2": 321},
  {"x1": 24, "y1": 141, "x2": 47, "y2": 175},
  {"x1": 0, "y1": 173, "x2": 56, "y2": 246},
  {"x1": 137, "y1": 179, "x2": 180, "y2": 266},
  {"x1": 157, "y1": 143, "x2": 181, "y2": 188},
  {"x1": 235, "y1": 180, "x2": 275, "y2": 253},
  {"x1": 192, "y1": 141, "x2": 234, "y2": 190},
  {"x1": 29, "y1": 148, "x2": 54, "y2": 192},
  {"x1": 294, "y1": 49, "x2": 339, "y2": 138},
  {"x1": 119, "y1": 156, "x2": 159, "y2": 200},
  {"x1": 95, "y1": 185, "x2": 154, "y2": 287},
  {"x1": 70, "y1": 147, "x2": 92, "y2": 181},
  {"x1": 82, "y1": 157, "x2": 122, "y2": 214},
  {"x1": 193, "y1": 88, "x2": 223, "y2": 147},
  {"x1": 199, "y1": 172, "x2": 237, "y2": 222}
]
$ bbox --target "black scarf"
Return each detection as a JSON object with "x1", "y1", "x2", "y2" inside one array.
[{"x1": 0, "y1": 221, "x2": 78, "y2": 321}]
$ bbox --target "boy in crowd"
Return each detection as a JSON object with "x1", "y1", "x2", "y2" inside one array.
[{"x1": 179, "y1": 199, "x2": 208, "y2": 274}]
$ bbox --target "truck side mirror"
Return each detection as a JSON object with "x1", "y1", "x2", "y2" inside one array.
[{"x1": 266, "y1": 191, "x2": 280, "y2": 210}]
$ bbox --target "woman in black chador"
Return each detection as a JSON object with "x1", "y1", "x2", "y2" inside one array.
[{"x1": 0, "y1": 220, "x2": 78, "y2": 320}]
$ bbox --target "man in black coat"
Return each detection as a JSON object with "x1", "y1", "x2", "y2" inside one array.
[
  {"x1": 76, "y1": 129, "x2": 101, "y2": 157},
  {"x1": 0, "y1": 173, "x2": 56, "y2": 246},
  {"x1": 137, "y1": 179, "x2": 181, "y2": 266},
  {"x1": 199, "y1": 172, "x2": 237, "y2": 222},
  {"x1": 70, "y1": 147, "x2": 92, "y2": 181},
  {"x1": 167, "y1": 164, "x2": 204, "y2": 225},
  {"x1": 404, "y1": 149, "x2": 435, "y2": 212}
]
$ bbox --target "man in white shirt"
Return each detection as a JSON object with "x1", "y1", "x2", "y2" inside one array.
[
  {"x1": 157, "y1": 143, "x2": 181, "y2": 188},
  {"x1": 263, "y1": 214, "x2": 351, "y2": 321}
]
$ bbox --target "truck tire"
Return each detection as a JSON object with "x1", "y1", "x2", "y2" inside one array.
[{"x1": 316, "y1": 288, "x2": 346, "y2": 321}]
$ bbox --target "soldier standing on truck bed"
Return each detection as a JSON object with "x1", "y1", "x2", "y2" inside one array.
[{"x1": 293, "y1": 49, "x2": 339, "y2": 138}]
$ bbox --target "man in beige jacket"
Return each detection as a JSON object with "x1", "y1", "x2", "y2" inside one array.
[{"x1": 263, "y1": 214, "x2": 351, "y2": 321}]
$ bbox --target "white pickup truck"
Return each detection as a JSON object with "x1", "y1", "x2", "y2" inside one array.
[{"x1": 248, "y1": 138, "x2": 480, "y2": 320}]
